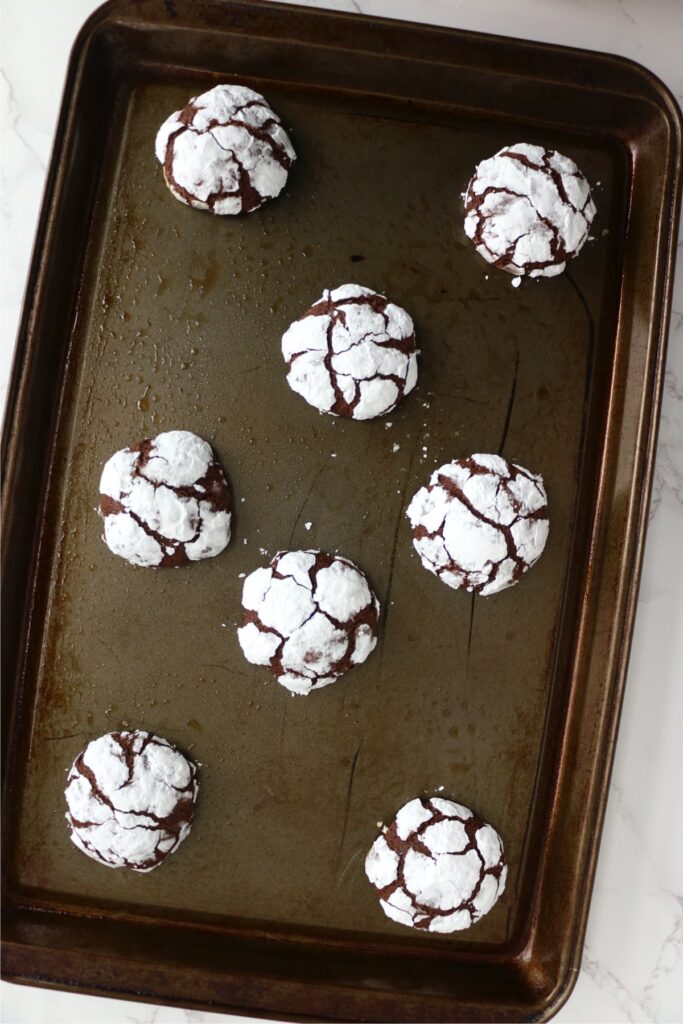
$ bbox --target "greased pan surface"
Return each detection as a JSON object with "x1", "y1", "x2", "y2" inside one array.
[{"x1": 2, "y1": 2, "x2": 680, "y2": 1021}]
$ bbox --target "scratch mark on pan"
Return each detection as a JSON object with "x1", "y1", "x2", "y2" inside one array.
[
  {"x1": 45, "y1": 732, "x2": 85, "y2": 742},
  {"x1": 378, "y1": 433, "x2": 420, "y2": 673},
  {"x1": 459, "y1": 295, "x2": 502, "y2": 306},
  {"x1": 96, "y1": 638, "x2": 123, "y2": 672},
  {"x1": 429, "y1": 388, "x2": 487, "y2": 406},
  {"x1": 465, "y1": 592, "x2": 476, "y2": 679},
  {"x1": 278, "y1": 703, "x2": 288, "y2": 764},
  {"x1": 564, "y1": 270, "x2": 596, "y2": 484},
  {"x1": 336, "y1": 847, "x2": 363, "y2": 887},
  {"x1": 198, "y1": 663, "x2": 251, "y2": 681},
  {"x1": 565, "y1": 271, "x2": 595, "y2": 353},
  {"x1": 498, "y1": 347, "x2": 520, "y2": 455},
  {"x1": 288, "y1": 463, "x2": 327, "y2": 545},
  {"x1": 335, "y1": 739, "x2": 363, "y2": 875}
]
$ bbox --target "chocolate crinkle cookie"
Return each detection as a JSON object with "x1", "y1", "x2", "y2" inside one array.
[
  {"x1": 463, "y1": 143, "x2": 596, "y2": 280},
  {"x1": 155, "y1": 84, "x2": 296, "y2": 214},
  {"x1": 406, "y1": 454, "x2": 549, "y2": 596},
  {"x1": 237, "y1": 549, "x2": 380, "y2": 695},
  {"x1": 99, "y1": 429, "x2": 231, "y2": 568},
  {"x1": 282, "y1": 284, "x2": 418, "y2": 419},
  {"x1": 64, "y1": 731, "x2": 198, "y2": 872},
  {"x1": 365, "y1": 796, "x2": 507, "y2": 933}
]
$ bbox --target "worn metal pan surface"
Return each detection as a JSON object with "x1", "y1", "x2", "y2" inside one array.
[{"x1": 2, "y1": 1, "x2": 680, "y2": 1020}]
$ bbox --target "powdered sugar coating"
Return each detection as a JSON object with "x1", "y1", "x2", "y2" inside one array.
[
  {"x1": 237, "y1": 549, "x2": 380, "y2": 695},
  {"x1": 99, "y1": 430, "x2": 231, "y2": 568},
  {"x1": 155, "y1": 84, "x2": 296, "y2": 215},
  {"x1": 282, "y1": 284, "x2": 418, "y2": 420},
  {"x1": 64, "y1": 731, "x2": 198, "y2": 872},
  {"x1": 365, "y1": 796, "x2": 507, "y2": 933},
  {"x1": 406, "y1": 453, "x2": 549, "y2": 596},
  {"x1": 463, "y1": 143, "x2": 596, "y2": 279}
]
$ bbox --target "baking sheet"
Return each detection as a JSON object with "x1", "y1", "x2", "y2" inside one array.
[{"x1": 2, "y1": 2, "x2": 680, "y2": 1021}]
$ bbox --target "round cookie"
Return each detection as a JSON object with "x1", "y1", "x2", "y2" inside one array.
[
  {"x1": 65, "y1": 730, "x2": 198, "y2": 872},
  {"x1": 463, "y1": 143, "x2": 596, "y2": 280},
  {"x1": 282, "y1": 284, "x2": 418, "y2": 420},
  {"x1": 155, "y1": 83, "x2": 296, "y2": 214},
  {"x1": 365, "y1": 796, "x2": 507, "y2": 933},
  {"x1": 99, "y1": 429, "x2": 231, "y2": 568},
  {"x1": 406, "y1": 454, "x2": 549, "y2": 596},
  {"x1": 237, "y1": 549, "x2": 380, "y2": 695}
]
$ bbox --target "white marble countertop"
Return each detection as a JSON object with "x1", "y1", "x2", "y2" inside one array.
[{"x1": 2, "y1": 1, "x2": 682, "y2": 1021}]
